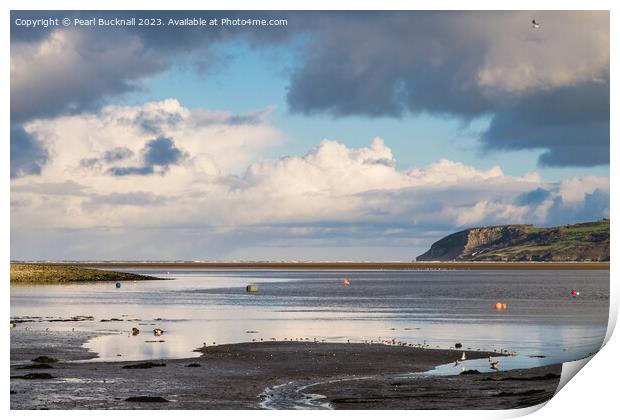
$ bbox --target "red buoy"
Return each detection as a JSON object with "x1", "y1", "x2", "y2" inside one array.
[{"x1": 570, "y1": 289, "x2": 578, "y2": 296}]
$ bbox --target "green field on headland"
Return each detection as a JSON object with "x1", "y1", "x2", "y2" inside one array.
[
  {"x1": 10, "y1": 264, "x2": 161, "y2": 284},
  {"x1": 417, "y1": 220, "x2": 610, "y2": 262}
]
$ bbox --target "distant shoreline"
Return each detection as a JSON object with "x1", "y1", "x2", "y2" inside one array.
[{"x1": 12, "y1": 261, "x2": 610, "y2": 270}]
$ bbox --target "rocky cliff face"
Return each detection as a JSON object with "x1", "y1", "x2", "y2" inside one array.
[{"x1": 416, "y1": 220, "x2": 609, "y2": 262}]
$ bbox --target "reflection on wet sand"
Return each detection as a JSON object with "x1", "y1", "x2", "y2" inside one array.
[{"x1": 11, "y1": 269, "x2": 608, "y2": 366}]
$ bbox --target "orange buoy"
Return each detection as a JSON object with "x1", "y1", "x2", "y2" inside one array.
[
  {"x1": 341, "y1": 278, "x2": 350, "y2": 286},
  {"x1": 495, "y1": 302, "x2": 503, "y2": 310}
]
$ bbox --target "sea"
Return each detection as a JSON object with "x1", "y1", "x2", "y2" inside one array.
[{"x1": 10, "y1": 268, "x2": 609, "y2": 374}]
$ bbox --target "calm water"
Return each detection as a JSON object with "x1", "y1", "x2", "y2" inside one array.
[{"x1": 11, "y1": 269, "x2": 609, "y2": 372}]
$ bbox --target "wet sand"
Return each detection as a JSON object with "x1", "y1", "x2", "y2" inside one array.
[
  {"x1": 302, "y1": 365, "x2": 561, "y2": 409},
  {"x1": 10, "y1": 330, "x2": 561, "y2": 410}
]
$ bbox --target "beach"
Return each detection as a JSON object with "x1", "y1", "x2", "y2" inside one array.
[
  {"x1": 10, "y1": 329, "x2": 561, "y2": 410},
  {"x1": 10, "y1": 266, "x2": 605, "y2": 409}
]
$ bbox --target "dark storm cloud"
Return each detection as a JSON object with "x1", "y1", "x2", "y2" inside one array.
[
  {"x1": 286, "y1": 12, "x2": 495, "y2": 118},
  {"x1": 10, "y1": 126, "x2": 48, "y2": 178},
  {"x1": 283, "y1": 12, "x2": 609, "y2": 167},
  {"x1": 11, "y1": 10, "x2": 609, "y2": 171},
  {"x1": 11, "y1": 29, "x2": 165, "y2": 124},
  {"x1": 108, "y1": 137, "x2": 185, "y2": 177},
  {"x1": 11, "y1": 10, "x2": 295, "y2": 176},
  {"x1": 10, "y1": 21, "x2": 166, "y2": 177},
  {"x1": 481, "y1": 83, "x2": 609, "y2": 167}
]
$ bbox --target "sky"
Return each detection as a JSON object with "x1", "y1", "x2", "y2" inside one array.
[{"x1": 10, "y1": 10, "x2": 610, "y2": 261}]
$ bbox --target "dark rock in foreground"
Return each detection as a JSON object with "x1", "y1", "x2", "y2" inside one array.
[
  {"x1": 122, "y1": 362, "x2": 166, "y2": 369},
  {"x1": 11, "y1": 373, "x2": 55, "y2": 380},
  {"x1": 32, "y1": 356, "x2": 58, "y2": 363},
  {"x1": 125, "y1": 396, "x2": 169, "y2": 403},
  {"x1": 185, "y1": 363, "x2": 201, "y2": 367},
  {"x1": 16, "y1": 363, "x2": 54, "y2": 370},
  {"x1": 459, "y1": 369, "x2": 480, "y2": 375}
]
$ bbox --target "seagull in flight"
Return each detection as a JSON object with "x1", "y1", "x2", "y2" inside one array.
[{"x1": 532, "y1": 19, "x2": 540, "y2": 29}]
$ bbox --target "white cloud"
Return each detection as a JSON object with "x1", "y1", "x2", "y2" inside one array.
[
  {"x1": 10, "y1": 100, "x2": 609, "y2": 259},
  {"x1": 558, "y1": 176, "x2": 610, "y2": 204},
  {"x1": 21, "y1": 99, "x2": 281, "y2": 192},
  {"x1": 450, "y1": 201, "x2": 531, "y2": 227},
  {"x1": 474, "y1": 11, "x2": 609, "y2": 94}
]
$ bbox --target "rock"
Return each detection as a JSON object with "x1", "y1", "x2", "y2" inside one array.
[
  {"x1": 122, "y1": 362, "x2": 166, "y2": 369},
  {"x1": 416, "y1": 220, "x2": 609, "y2": 262},
  {"x1": 185, "y1": 363, "x2": 201, "y2": 367},
  {"x1": 11, "y1": 373, "x2": 55, "y2": 379},
  {"x1": 460, "y1": 369, "x2": 481, "y2": 375},
  {"x1": 454, "y1": 343, "x2": 462, "y2": 349},
  {"x1": 31, "y1": 356, "x2": 58, "y2": 363},
  {"x1": 125, "y1": 396, "x2": 169, "y2": 403},
  {"x1": 16, "y1": 363, "x2": 54, "y2": 369}
]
